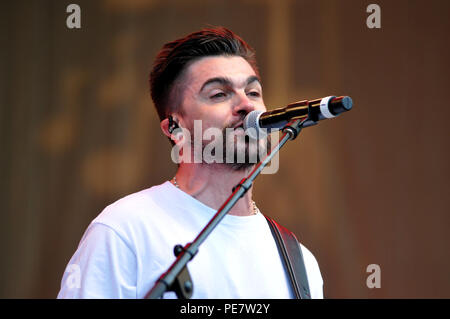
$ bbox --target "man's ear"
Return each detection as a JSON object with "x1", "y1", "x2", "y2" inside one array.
[
  {"x1": 160, "y1": 117, "x2": 172, "y2": 138},
  {"x1": 160, "y1": 116, "x2": 182, "y2": 141}
]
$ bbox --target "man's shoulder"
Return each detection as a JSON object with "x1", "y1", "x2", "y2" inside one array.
[
  {"x1": 92, "y1": 181, "x2": 171, "y2": 230},
  {"x1": 298, "y1": 242, "x2": 320, "y2": 273}
]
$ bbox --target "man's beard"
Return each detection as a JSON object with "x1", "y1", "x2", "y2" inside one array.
[{"x1": 200, "y1": 126, "x2": 272, "y2": 171}]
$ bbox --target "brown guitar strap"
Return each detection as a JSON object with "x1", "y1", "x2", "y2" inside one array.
[{"x1": 265, "y1": 216, "x2": 311, "y2": 299}]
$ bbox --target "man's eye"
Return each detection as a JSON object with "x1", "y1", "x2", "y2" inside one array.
[
  {"x1": 247, "y1": 91, "x2": 261, "y2": 97},
  {"x1": 211, "y1": 92, "x2": 227, "y2": 99}
]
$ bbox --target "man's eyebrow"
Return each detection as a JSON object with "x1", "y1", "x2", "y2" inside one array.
[
  {"x1": 199, "y1": 75, "x2": 261, "y2": 92},
  {"x1": 246, "y1": 75, "x2": 261, "y2": 87},
  {"x1": 200, "y1": 77, "x2": 232, "y2": 92}
]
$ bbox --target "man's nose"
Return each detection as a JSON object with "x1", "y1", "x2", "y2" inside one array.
[{"x1": 232, "y1": 92, "x2": 255, "y2": 116}]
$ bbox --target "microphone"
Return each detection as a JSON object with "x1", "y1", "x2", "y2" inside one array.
[{"x1": 244, "y1": 95, "x2": 353, "y2": 139}]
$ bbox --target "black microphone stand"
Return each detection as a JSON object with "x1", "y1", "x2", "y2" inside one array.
[{"x1": 145, "y1": 115, "x2": 314, "y2": 299}]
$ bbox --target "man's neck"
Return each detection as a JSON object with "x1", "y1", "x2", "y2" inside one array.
[{"x1": 173, "y1": 163, "x2": 255, "y2": 216}]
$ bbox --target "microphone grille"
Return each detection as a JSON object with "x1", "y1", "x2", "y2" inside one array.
[
  {"x1": 244, "y1": 110, "x2": 263, "y2": 140},
  {"x1": 341, "y1": 96, "x2": 353, "y2": 110}
]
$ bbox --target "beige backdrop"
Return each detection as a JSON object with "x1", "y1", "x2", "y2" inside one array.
[{"x1": 1, "y1": 0, "x2": 449, "y2": 298}]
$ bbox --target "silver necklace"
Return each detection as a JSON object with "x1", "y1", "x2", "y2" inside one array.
[{"x1": 171, "y1": 176, "x2": 258, "y2": 215}]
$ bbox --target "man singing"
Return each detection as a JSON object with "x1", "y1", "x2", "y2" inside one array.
[{"x1": 57, "y1": 27, "x2": 323, "y2": 299}]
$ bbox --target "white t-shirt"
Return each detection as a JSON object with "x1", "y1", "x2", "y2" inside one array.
[{"x1": 57, "y1": 181, "x2": 323, "y2": 299}]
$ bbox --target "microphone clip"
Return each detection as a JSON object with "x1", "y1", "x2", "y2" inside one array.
[{"x1": 283, "y1": 103, "x2": 318, "y2": 140}]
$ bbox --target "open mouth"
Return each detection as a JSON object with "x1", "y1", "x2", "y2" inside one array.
[{"x1": 232, "y1": 122, "x2": 244, "y2": 130}]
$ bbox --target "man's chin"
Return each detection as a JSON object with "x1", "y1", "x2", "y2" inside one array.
[{"x1": 224, "y1": 161, "x2": 255, "y2": 172}]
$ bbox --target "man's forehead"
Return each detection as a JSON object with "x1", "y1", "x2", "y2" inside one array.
[{"x1": 183, "y1": 56, "x2": 259, "y2": 87}]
